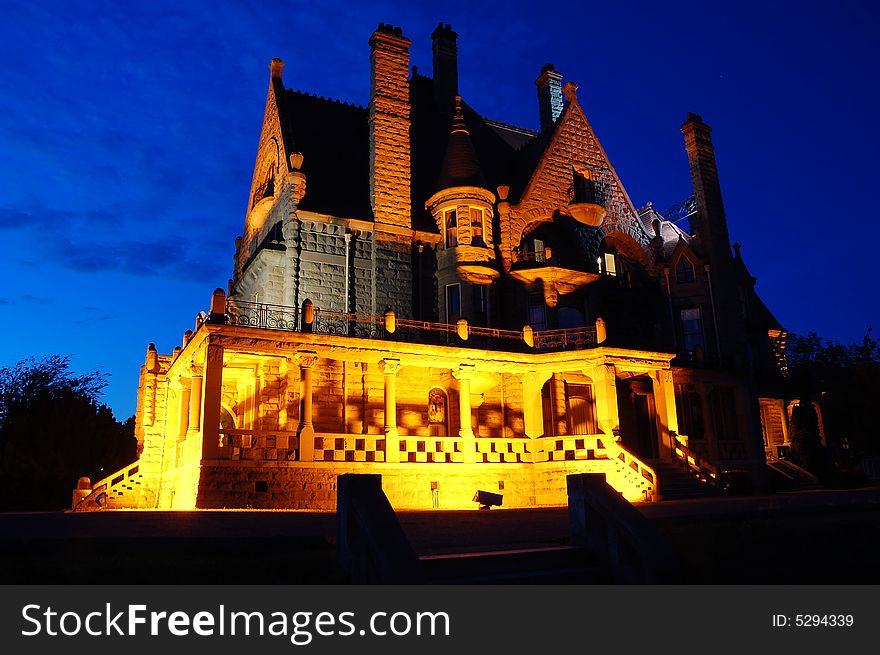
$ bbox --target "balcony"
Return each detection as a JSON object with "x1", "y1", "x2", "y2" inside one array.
[
  {"x1": 565, "y1": 176, "x2": 606, "y2": 227},
  {"x1": 509, "y1": 247, "x2": 601, "y2": 307},
  {"x1": 437, "y1": 244, "x2": 500, "y2": 284},
  {"x1": 216, "y1": 298, "x2": 600, "y2": 353}
]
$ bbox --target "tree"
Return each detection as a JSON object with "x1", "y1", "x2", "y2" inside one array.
[
  {"x1": 786, "y1": 329, "x2": 880, "y2": 464},
  {"x1": 0, "y1": 355, "x2": 136, "y2": 510}
]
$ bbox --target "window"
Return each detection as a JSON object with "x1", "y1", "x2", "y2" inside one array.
[
  {"x1": 528, "y1": 292, "x2": 546, "y2": 331},
  {"x1": 428, "y1": 388, "x2": 448, "y2": 437},
  {"x1": 566, "y1": 384, "x2": 597, "y2": 434},
  {"x1": 444, "y1": 209, "x2": 458, "y2": 248},
  {"x1": 674, "y1": 384, "x2": 704, "y2": 440},
  {"x1": 675, "y1": 256, "x2": 695, "y2": 283},
  {"x1": 471, "y1": 208, "x2": 485, "y2": 245},
  {"x1": 710, "y1": 386, "x2": 739, "y2": 440},
  {"x1": 680, "y1": 307, "x2": 703, "y2": 356},
  {"x1": 445, "y1": 284, "x2": 461, "y2": 323},
  {"x1": 601, "y1": 252, "x2": 617, "y2": 276},
  {"x1": 472, "y1": 285, "x2": 488, "y2": 326}
]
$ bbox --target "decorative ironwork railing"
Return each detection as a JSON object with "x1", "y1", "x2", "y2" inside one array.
[
  {"x1": 533, "y1": 325, "x2": 597, "y2": 350},
  {"x1": 227, "y1": 299, "x2": 299, "y2": 330}
]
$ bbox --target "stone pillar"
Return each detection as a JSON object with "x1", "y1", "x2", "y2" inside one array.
[
  {"x1": 551, "y1": 373, "x2": 568, "y2": 436},
  {"x1": 454, "y1": 364, "x2": 476, "y2": 463},
  {"x1": 522, "y1": 371, "x2": 551, "y2": 438},
  {"x1": 379, "y1": 359, "x2": 402, "y2": 463},
  {"x1": 177, "y1": 383, "x2": 191, "y2": 438},
  {"x1": 650, "y1": 369, "x2": 679, "y2": 458},
  {"x1": 295, "y1": 351, "x2": 318, "y2": 461},
  {"x1": 591, "y1": 362, "x2": 620, "y2": 438},
  {"x1": 188, "y1": 370, "x2": 203, "y2": 433},
  {"x1": 200, "y1": 343, "x2": 224, "y2": 460}
]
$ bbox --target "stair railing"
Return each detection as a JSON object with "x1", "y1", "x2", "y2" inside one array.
[{"x1": 672, "y1": 435, "x2": 719, "y2": 486}]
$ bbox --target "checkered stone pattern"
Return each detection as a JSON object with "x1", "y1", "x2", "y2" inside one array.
[
  {"x1": 229, "y1": 434, "x2": 299, "y2": 461},
  {"x1": 476, "y1": 439, "x2": 532, "y2": 464},
  {"x1": 545, "y1": 438, "x2": 609, "y2": 463},
  {"x1": 400, "y1": 439, "x2": 462, "y2": 463},
  {"x1": 314, "y1": 436, "x2": 386, "y2": 463}
]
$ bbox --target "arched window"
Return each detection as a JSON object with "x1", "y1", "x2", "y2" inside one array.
[
  {"x1": 675, "y1": 256, "x2": 695, "y2": 283},
  {"x1": 428, "y1": 388, "x2": 448, "y2": 437}
]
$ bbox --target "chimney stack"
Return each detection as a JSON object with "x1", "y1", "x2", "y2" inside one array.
[
  {"x1": 535, "y1": 63, "x2": 564, "y2": 132},
  {"x1": 269, "y1": 58, "x2": 284, "y2": 80},
  {"x1": 431, "y1": 23, "x2": 459, "y2": 113},
  {"x1": 681, "y1": 112, "x2": 732, "y2": 266},
  {"x1": 369, "y1": 23, "x2": 412, "y2": 229}
]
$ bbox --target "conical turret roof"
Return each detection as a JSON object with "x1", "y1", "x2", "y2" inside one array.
[{"x1": 435, "y1": 96, "x2": 489, "y2": 192}]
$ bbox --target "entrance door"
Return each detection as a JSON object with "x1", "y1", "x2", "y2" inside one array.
[{"x1": 616, "y1": 377, "x2": 659, "y2": 459}]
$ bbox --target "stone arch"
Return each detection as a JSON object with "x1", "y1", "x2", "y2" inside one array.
[{"x1": 600, "y1": 231, "x2": 650, "y2": 268}]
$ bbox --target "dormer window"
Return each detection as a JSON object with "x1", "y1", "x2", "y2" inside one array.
[
  {"x1": 444, "y1": 209, "x2": 458, "y2": 248},
  {"x1": 470, "y1": 208, "x2": 485, "y2": 246},
  {"x1": 675, "y1": 256, "x2": 695, "y2": 283}
]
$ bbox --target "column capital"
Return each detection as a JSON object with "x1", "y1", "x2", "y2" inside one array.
[
  {"x1": 379, "y1": 358, "x2": 402, "y2": 376},
  {"x1": 189, "y1": 364, "x2": 204, "y2": 378},
  {"x1": 295, "y1": 350, "x2": 318, "y2": 368},
  {"x1": 452, "y1": 363, "x2": 475, "y2": 381}
]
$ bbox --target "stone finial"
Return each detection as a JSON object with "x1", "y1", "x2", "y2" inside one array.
[
  {"x1": 563, "y1": 81, "x2": 579, "y2": 103},
  {"x1": 210, "y1": 288, "x2": 227, "y2": 315},
  {"x1": 270, "y1": 58, "x2": 284, "y2": 80}
]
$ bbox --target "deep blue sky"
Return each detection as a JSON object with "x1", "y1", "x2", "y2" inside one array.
[{"x1": 1, "y1": 0, "x2": 877, "y2": 419}]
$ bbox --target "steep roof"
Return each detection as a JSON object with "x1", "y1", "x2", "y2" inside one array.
[
  {"x1": 435, "y1": 97, "x2": 489, "y2": 192},
  {"x1": 273, "y1": 72, "x2": 544, "y2": 230},
  {"x1": 274, "y1": 86, "x2": 372, "y2": 220}
]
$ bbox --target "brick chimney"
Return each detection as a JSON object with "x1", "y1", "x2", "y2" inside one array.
[
  {"x1": 369, "y1": 23, "x2": 412, "y2": 229},
  {"x1": 431, "y1": 23, "x2": 458, "y2": 113},
  {"x1": 535, "y1": 63, "x2": 564, "y2": 132},
  {"x1": 681, "y1": 112, "x2": 732, "y2": 266}
]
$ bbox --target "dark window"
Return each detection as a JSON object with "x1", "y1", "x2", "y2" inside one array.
[
  {"x1": 680, "y1": 307, "x2": 703, "y2": 356},
  {"x1": 472, "y1": 285, "x2": 488, "y2": 327},
  {"x1": 710, "y1": 386, "x2": 739, "y2": 440},
  {"x1": 675, "y1": 257, "x2": 695, "y2": 283},
  {"x1": 528, "y1": 292, "x2": 546, "y2": 331},
  {"x1": 674, "y1": 384, "x2": 704, "y2": 440},
  {"x1": 445, "y1": 284, "x2": 461, "y2": 322},
  {"x1": 444, "y1": 210, "x2": 458, "y2": 248}
]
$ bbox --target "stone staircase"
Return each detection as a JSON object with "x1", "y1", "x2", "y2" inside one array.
[
  {"x1": 767, "y1": 459, "x2": 820, "y2": 490},
  {"x1": 648, "y1": 458, "x2": 718, "y2": 500}
]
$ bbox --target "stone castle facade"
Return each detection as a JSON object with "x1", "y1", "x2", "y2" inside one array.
[{"x1": 78, "y1": 23, "x2": 793, "y2": 511}]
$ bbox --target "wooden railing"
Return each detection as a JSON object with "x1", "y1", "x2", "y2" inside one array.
[{"x1": 673, "y1": 434, "x2": 719, "y2": 485}]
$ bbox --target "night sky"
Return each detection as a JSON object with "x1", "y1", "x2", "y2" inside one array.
[{"x1": 1, "y1": 0, "x2": 877, "y2": 420}]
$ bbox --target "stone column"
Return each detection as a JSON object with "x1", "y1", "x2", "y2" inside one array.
[
  {"x1": 188, "y1": 369, "x2": 203, "y2": 433},
  {"x1": 650, "y1": 369, "x2": 679, "y2": 458},
  {"x1": 454, "y1": 364, "x2": 476, "y2": 463},
  {"x1": 379, "y1": 359, "x2": 402, "y2": 463},
  {"x1": 521, "y1": 371, "x2": 552, "y2": 438},
  {"x1": 200, "y1": 342, "x2": 224, "y2": 460},
  {"x1": 177, "y1": 383, "x2": 191, "y2": 438},
  {"x1": 590, "y1": 362, "x2": 620, "y2": 438},
  {"x1": 295, "y1": 351, "x2": 318, "y2": 461},
  {"x1": 551, "y1": 373, "x2": 568, "y2": 436}
]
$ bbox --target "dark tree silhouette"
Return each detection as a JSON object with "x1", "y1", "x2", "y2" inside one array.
[
  {"x1": 0, "y1": 355, "x2": 136, "y2": 510},
  {"x1": 786, "y1": 329, "x2": 880, "y2": 466}
]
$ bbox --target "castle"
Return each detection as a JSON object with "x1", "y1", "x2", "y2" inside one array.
[{"x1": 80, "y1": 23, "x2": 792, "y2": 511}]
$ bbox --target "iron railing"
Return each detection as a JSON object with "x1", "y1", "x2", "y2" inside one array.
[{"x1": 219, "y1": 300, "x2": 598, "y2": 352}]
